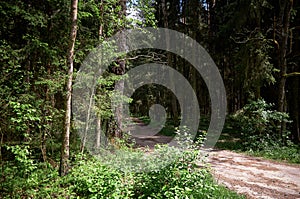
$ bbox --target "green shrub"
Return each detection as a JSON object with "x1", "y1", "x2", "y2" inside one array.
[
  {"x1": 232, "y1": 99, "x2": 291, "y2": 151},
  {"x1": 1, "y1": 142, "x2": 244, "y2": 198},
  {"x1": 59, "y1": 147, "x2": 243, "y2": 199}
]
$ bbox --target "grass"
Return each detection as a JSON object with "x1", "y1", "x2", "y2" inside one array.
[
  {"x1": 247, "y1": 145, "x2": 300, "y2": 164},
  {"x1": 210, "y1": 185, "x2": 246, "y2": 199},
  {"x1": 216, "y1": 133, "x2": 300, "y2": 164}
]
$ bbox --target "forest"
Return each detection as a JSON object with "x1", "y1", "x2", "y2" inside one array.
[{"x1": 0, "y1": 0, "x2": 299, "y2": 198}]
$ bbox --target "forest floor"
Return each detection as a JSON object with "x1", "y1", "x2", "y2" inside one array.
[{"x1": 129, "y1": 119, "x2": 300, "y2": 199}]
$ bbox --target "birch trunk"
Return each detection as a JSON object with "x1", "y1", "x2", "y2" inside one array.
[{"x1": 60, "y1": 0, "x2": 78, "y2": 176}]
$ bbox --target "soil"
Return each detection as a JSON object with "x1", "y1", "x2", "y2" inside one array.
[{"x1": 126, "y1": 117, "x2": 174, "y2": 149}]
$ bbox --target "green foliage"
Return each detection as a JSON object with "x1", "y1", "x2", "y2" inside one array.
[
  {"x1": 232, "y1": 99, "x2": 292, "y2": 150},
  {"x1": 9, "y1": 101, "x2": 41, "y2": 135},
  {"x1": 217, "y1": 112, "x2": 300, "y2": 164},
  {"x1": 95, "y1": 74, "x2": 125, "y2": 119},
  {"x1": 235, "y1": 32, "x2": 276, "y2": 97},
  {"x1": 1, "y1": 145, "x2": 41, "y2": 197},
  {"x1": 128, "y1": 0, "x2": 157, "y2": 28},
  {"x1": 1, "y1": 161, "x2": 61, "y2": 198},
  {"x1": 1, "y1": 146, "x2": 244, "y2": 199},
  {"x1": 0, "y1": 0, "x2": 68, "y2": 150},
  {"x1": 0, "y1": 41, "x2": 26, "y2": 101},
  {"x1": 66, "y1": 159, "x2": 130, "y2": 198},
  {"x1": 64, "y1": 150, "x2": 243, "y2": 198},
  {"x1": 2, "y1": 0, "x2": 299, "y2": 197},
  {"x1": 5, "y1": 145, "x2": 37, "y2": 176}
]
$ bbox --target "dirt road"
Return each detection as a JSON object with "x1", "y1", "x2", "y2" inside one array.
[
  {"x1": 208, "y1": 150, "x2": 300, "y2": 199},
  {"x1": 132, "y1": 134, "x2": 300, "y2": 198},
  {"x1": 129, "y1": 119, "x2": 300, "y2": 198}
]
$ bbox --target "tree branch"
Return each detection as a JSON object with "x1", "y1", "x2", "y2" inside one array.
[{"x1": 284, "y1": 72, "x2": 300, "y2": 78}]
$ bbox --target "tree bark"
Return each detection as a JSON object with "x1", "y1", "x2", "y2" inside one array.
[
  {"x1": 96, "y1": 117, "x2": 102, "y2": 148},
  {"x1": 60, "y1": 0, "x2": 78, "y2": 176},
  {"x1": 96, "y1": 0, "x2": 104, "y2": 149},
  {"x1": 290, "y1": 77, "x2": 300, "y2": 142},
  {"x1": 114, "y1": 0, "x2": 127, "y2": 138},
  {"x1": 161, "y1": 0, "x2": 179, "y2": 126},
  {"x1": 277, "y1": 0, "x2": 293, "y2": 138}
]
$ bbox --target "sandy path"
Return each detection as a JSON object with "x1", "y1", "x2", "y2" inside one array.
[
  {"x1": 207, "y1": 150, "x2": 300, "y2": 199},
  {"x1": 126, "y1": 117, "x2": 175, "y2": 149}
]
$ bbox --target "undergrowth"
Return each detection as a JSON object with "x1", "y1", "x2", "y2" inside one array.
[
  {"x1": 217, "y1": 99, "x2": 300, "y2": 164},
  {"x1": 1, "y1": 140, "x2": 244, "y2": 198}
]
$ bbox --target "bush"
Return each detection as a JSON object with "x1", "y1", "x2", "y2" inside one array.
[
  {"x1": 1, "y1": 145, "x2": 244, "y2": 198},
  {"x1": 231, "y1": 99, "x2": 291, "y2": 151},
  {"x1": 60, "y1": 147, "x2": 243, "y2": 199}
]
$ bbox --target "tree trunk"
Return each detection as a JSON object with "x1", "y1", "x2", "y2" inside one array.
[
  {"x1": 161, "y1": 0, "x2": 179, "y2": 126},
  {"x1": 115, "y1": 80, "x2": 124, "y2": 138},
  {"x1": 114, "y1": 0, "x2": 127, "y2": 138},
  {"x1": 96, "y1": 117, "x2": 102, "y2": 148},
  {"x1": 290, "y1": 77, "x2": 300, "y2": 142},
  {"x1": 80, "y1": 92, "x2": 95, "y2": 153},
  {"x1": 60, "y1": 0, "x2": 78, "y2": 176},
  {"x1": 96, "y1": 0, "x2": 104, "y2": 148},
  {"x1": 277, "y1": 0, "x2": 293, "y2": 139}
]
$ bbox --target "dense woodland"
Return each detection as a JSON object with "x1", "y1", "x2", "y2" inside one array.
[{"x1": 0, "y1": 0, "x2": 299, "y2": 198}]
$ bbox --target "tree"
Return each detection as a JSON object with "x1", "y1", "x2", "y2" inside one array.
[
  {"x1": 60, "y1": 0, "x2": 78, "y2": 176},
  {"x1": 276, "y1": 0, "x2": 293, "y2": 138},
  {"x1": 114, "y1": 0, "x2": 127, "y2": 138}
]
